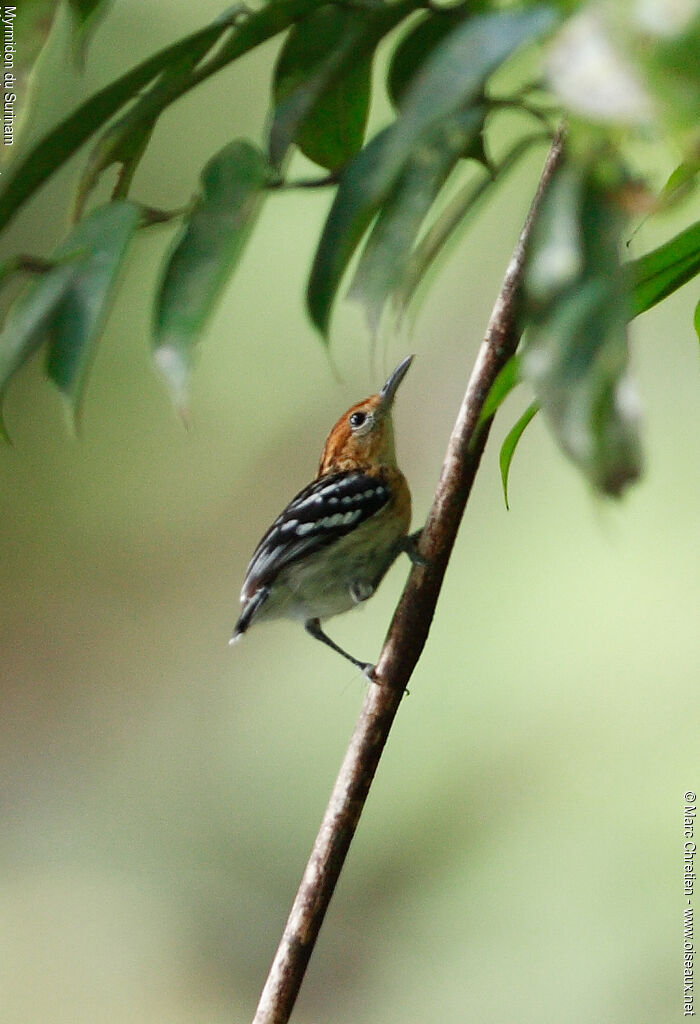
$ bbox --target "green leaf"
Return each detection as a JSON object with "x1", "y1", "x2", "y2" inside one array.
[
  {"x1": 0, "y1": 255, "x2": 60, "y2": 291},
  {"x1": 67, "y1": 0, "x2": 107, "y2": 20},
  {"x1": 1, "y1": 0, "x2": 62, "y2": 165},
  {"x1": 477, "y1": 354, "x2": 522, "y2": 431},
  {"x1": 383, "y1": 6, "x2": 556, "y2": 171},
  {"x1": 658, "y1": 160, "x2": 699, "y2": 209},
  {"x1": 67, "y1": 0, "x2": 107, "y2": 26},
  {"x1": 643, "y1": 13, "x2": 700, "y2": 133},
  {"x1": 523, "y1": 161, "x2": 642, "y2": 497},
  {"x1": 387, "y1": 4, "x2": 485, "y2": 108},
  {"x1": 73, "y1": 23, "x2": 227, "y2": 220},
  {"x1": 387, "y1": 7, "x2": 490, "y2": 169},
  {"x1": 525, "y1": 163, "x2": 584, "y2": 306},
  {"x1": 308, "y1": 6, "x2": 557, "y2": 335},
  {"x1": 270, "y1": 0, "x2": 421, "y2": 170},
  {"x1": 500, "y1": 401, "x2": 539, "y2": 510},
  {"x1": 271, "y1": 4, "x2": 381, "y2": 171},
  {"x1": 67, "y1": 0, "x2": 112, "y2": 63},
  {"x1": 153, "y1": 141, "x2": 270, "y2": 413},
  {"x1": 0, "y1": 257, "x2": 87, "y2": 440},
  {"x1": 629, "y1": 220, "x2": 700, "y2": 317},
  {"x1": 349, "y1": 106, "x2": 484, "y2": 333},
  {"x1": 74, "y1": 117, "x2": 153, "y2": 221},
  {"x1": 307, "y1": 126, "x2": 392, "y2": 337},
  {"x1": 695, "y1": 298, "x2": 700, "y2": 344},
  {"x1": 0, "y1": 1, "x2": 315, "y2": 232},
  {"x1": 0, "y1": 201, "x2": 138, "y2": 437},
  {"x1": 44, "y1": 201, "x2": 140, "y2": 425},
  {"x1": 0, "y1": 15, "x2": 231, "y2": 227},
  {"x1": 395, "y1": 132, "x2": 547, "y2": 322}
]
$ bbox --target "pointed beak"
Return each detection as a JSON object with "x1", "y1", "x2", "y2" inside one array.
[{"x1": 379, "y1": 355, "x2": 413, "y2": 412}]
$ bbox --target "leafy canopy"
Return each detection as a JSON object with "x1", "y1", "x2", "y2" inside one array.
[{"x1": 1, "y1": 0, "x2": 699, "y2": 500}]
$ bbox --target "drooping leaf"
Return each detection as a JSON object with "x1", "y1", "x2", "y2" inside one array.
[
  {"x1": 0, "y1": 0, "x2": 316, "y2": 232},
  {"x1": 523, "y1": 160, "x2": 642, "y2": 496},
  {"x1": 629, "y1": 219, "x2": 700, "y2": 317},
  {"x1": 1, "y1": 0, "x2": 62, "y2": 164},
  {"x1": 0, "y1": 14, "x2": 229, "y2": 224},
  {"x1": 0, "y1": 201, "x2": 138, "y2": 437},
  {"x1": 0, "y1": 257, "x2": 87, "y2": 439},
  {"x1": 73, "y1": 117, "x2": 152, "y2": 222},
  {"x1": 308, "y1": 6, "x2": 557, "y2": 335},
  {"x1": 349, "y1": 107, "x2": 484, "y2": 333},
  {"x1": 500, "y1": 401, "x2": 539, "y2": 509},
  {"x1": 387, "y1": 3, "x2": 485, "y2": 108},
  {"x1": 271, "y1": 3, "x2": 389, "y2": 171},
  {"x1": 67, "y1": 0, "x2": 112, "y2": 63},
  {"x1": 307, "y1": 126, "x2": 393, "y2": 337},
  {"x1": 694, "y1": 298, "x2": 700, "y2": 343},
  {"x1": 395, "y1": 132, "x2": 548, "y2": 321},
  {"x1": 73, "y1": 23, "x2": 227, "y2": 220},
  {"x1": 67, "y1": 0, "x2": 108, "y2": 30},
  {"x1": 384, "y1": 6, "x2": 556, "y2": 169},
  {"x1": 153, "y1": 141, "x2": 270, "y2": 413},
  {"x1": 44, "y1": 201, "x2": 140, "y2": 424},
  {"x1": 387, "y1": 6, "x2": 491, "y2": 168},
  {"x1": 270, "y1": 0, "x2": 422, "y2": 170}
]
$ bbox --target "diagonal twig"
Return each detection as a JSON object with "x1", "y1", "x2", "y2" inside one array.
[{"x1": 252, "y1": 128, "x2": 565, "y2": 1024}]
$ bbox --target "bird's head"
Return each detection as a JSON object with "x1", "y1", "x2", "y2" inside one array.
[{"x1": 318, "y1": 356, "x2": 413, "y2": 475}]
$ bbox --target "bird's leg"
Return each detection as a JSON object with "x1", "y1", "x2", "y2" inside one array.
[
  {"x1": 305, "y1": 618, "x2": 375, "y2": 678},
  {"x1": 399, "y1": 528, "x2": 428, "y2": 567}
]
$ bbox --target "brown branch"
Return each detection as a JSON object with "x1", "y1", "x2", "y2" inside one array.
[{"x1": 252, "y1": 128, "x2": 565, "y2": 1024}]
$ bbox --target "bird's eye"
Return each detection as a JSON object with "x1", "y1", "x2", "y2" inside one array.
[{"x1": 349, "y1": 411, "x2": 367, "y2": 430}]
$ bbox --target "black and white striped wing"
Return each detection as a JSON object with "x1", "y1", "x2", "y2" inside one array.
[{"x1": 242, "y1": 471, "x2": 390, "y2": 594}]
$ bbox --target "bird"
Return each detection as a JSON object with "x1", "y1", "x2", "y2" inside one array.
[{"x1": 230, "y1": 355, "x2": 422, "y2": 676}]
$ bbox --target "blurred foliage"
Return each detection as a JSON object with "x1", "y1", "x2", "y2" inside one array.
[
  {"x1": 1, "y1": 5, "x2": 700, "y2": 1024},
  {"x1": 0, "y1": 200, "x2": 140, "y2": 438},
  {"x1": 153, "y1": 141, "x2": 271, "y2": 414},
  {"x1": 0, "y1": 0, "x2": 62, "y2": 166},
  {"x1": 523, "y1": 160, "x2": 641, "y2": 496},
  {"x1": 0, "y1": 0, "x2": 699, "y2": 501}
]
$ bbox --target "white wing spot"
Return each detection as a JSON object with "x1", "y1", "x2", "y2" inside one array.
[
  {"x1": 294, "y1": 493, "x2": 322, "y2": 512},
  {"x1": 320, "y1": 513, "x2": 343, "y2": 529},
  {"x1": 296, "y1": 521, "x2": 317, "y2": 536}
]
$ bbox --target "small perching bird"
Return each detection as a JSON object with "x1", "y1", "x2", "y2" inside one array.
[{"x1": 230, "y1": 355, "x2": 421, "y2": 675}]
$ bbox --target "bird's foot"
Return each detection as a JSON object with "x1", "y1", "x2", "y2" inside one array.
[{"x1": 400, "y1": 529, "x2": 428, "y2": 567}]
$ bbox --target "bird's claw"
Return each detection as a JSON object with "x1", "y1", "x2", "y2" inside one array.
[{"x1": 401, "y1": 529, "x2": 428, "y2": 567}]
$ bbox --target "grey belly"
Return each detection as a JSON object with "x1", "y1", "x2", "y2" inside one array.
[{"x1": 258, "y1": 529, "x2": 402, "y2": 623}]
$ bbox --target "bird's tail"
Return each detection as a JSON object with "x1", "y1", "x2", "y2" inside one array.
[{"x1": 229, "y1": 586, "x2": 270, "y2": 646}]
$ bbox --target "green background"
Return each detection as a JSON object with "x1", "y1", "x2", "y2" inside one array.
[{"x1": 1, "y1": 3, "x2": 699, "y2": 1022}]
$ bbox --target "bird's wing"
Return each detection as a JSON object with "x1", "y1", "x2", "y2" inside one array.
[{"x1": 241, "y1": 470, "x2": 390, "y2": 596}]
